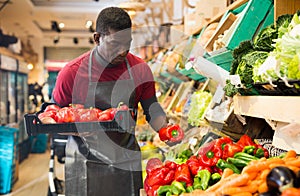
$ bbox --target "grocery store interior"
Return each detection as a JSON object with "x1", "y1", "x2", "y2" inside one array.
[{"x1": 0, "y1": 0, "x2": 300, "y2": 195}]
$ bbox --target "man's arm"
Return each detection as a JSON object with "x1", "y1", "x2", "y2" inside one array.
[{"x1": 140, "y1": 96, "x2": 168, "y2": 132}]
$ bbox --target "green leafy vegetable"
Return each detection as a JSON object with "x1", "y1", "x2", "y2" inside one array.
[
  {"x1": 223, "y1": 79, "x2": 238, "y2": 97},
  {"x1": 187, "y1": 91, "x2": 212, "y2": 127},
  {"x1": 236, "y1": 51, "x2": 269, "y2": 85},
  {"x1": 230, "y1": 40, "x2": 254, "y2": 75},
  {"x1": 253, "y1": 24, "x2": 277, "y2": 52}
]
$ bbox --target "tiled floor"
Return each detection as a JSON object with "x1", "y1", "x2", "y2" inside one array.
[{"x1": 5, "y1": 149, "x2": 64, "y2": 196}]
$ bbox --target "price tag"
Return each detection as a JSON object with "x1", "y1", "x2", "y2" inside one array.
[
  {"x1": 185, "y1": 61, "x2": 193, "y2": 70},
  {"x1": 230, "y1": 75, "x2": 242, "y2": 87},
  {"x1": 212, "y1": 85, "x2": 225, "y2": 104}
]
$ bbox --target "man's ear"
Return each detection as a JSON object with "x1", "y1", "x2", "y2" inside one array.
[{"x1": 93, "y1": 33, "x2": 100, "y2": 45}]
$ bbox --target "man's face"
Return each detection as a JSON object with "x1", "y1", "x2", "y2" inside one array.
[{"x1": 98, "y1": 28, "x2": 132, "y2": 65}]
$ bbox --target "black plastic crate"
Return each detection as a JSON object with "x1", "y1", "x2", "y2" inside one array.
[
  {"x1": 24, "y1": 104, "x2": 136, "y2": 136},
  {"x1": 253, "y1": 79, "x2": 300, "y2": 96},
  {"x1": 238, "y1": 79, "x2": 300, "y2": 96}
]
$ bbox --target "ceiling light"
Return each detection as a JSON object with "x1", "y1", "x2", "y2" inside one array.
[
  {"x1": 85, "y1": 20, "x2": 93, "y2": 28},
  {"x1": 27, "y1": 63, "x2": 34, "y2": 70},
  {"x1": 59, "y1": 23, "x2": 65, "y2": 29}
]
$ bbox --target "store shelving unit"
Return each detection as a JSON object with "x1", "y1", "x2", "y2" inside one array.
[{"x1": 233, "y1": 95, "x2": 300, "y2": 124}]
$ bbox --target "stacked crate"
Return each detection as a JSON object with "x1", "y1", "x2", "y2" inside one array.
[{"x1": 0, "y1": 126, "x2": 19, "y2": 194}]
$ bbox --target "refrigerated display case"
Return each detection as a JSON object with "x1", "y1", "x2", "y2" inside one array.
[
  {"x1": 0, "y1": 53, "x2": 18, "y2": 124},
  {"x1": 8, "y1": 71, "x2": 17, "y2": 123},
  {"x1": 0, "y1": 71, "x2": 8, "y2": 124},
  {"x1": 17, "y1": 61, "x2": 29, "y2": 123}
]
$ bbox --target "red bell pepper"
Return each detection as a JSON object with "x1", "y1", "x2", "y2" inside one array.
[
  {"x1": 38, "y1": 110, "x2": 58, "y2": 122},
  {"x1": 163, "y1": 170, "x2": 175, "y2": 185},
  {"x1": 215, "y1": 136, "x2": 233, "y2": 150},
  {"x1": 78, "y1": 108, "x2": 99, "y2": 122},
  {"x1": 98, "y1": 109, "x2": 115, "y2": 121},
  {"x1": 254, "y1": 144, "x2": 269, "y2": 158},
  {"x1": 236, "y1": 134, "x2": 256, "y2": 148},
  {"x1": 174, "y1": 163, "x2": 192, "y2": 186},
  {"x1": 44, "y1": 104, "x2": 61, "y2": 112},
  {"x1": 146, "y1": 158, "x2": 163, "y2": 174},
  {"x1": 164, "y1": 160, "x2": 178, "y2": 171},
  {"x1": 186, "y1": 156, "x2": 200, "y2": 176},
  {"x1": 158, "y1": 124, "x2": 184, "y2": 143},
  {"x1": 222, "y1": 143, "x2": 243, "y2": 159},
  {"x1": 107, "y1": 108, "x2": 117, "y2": 119},
  {"x1": 56, "y1": 107, "x2": 76, "y2": 123},
  {"x1": 198, "y1": 141, "x2": 222, "y2": 167},
  {"x1": 211, "y1": 166, "x2": 223, "y2": 175},
  {"x1": 146, "y1": 167, "x2": 170, "y2": 187},
  {"x1": 145, "y1": 165, "x2": 176, "y2": 195},
  {"x1": 92, "y1": 108, "x2": 102, "y2": 119},
  {"x1": 186, "y1": 156, "x2": 212, "y2": 176}
]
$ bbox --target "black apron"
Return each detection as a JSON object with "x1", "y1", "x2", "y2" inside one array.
[{"x1": 65, "y1": 48, "x2": 142, "y2": 196}]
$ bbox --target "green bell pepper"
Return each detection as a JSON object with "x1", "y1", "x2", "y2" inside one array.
[
  {"x1": 243, "y1": 145, "x2": 256, "y2": 155},
  {"x1": 193, "y1": 177, "x2": 201, "y2": 190},
  {"x1": 157, "y1": 185, "x2": 172, "y2": 196},
  {"x1": 227, "y1": 157, "x2": 249, "y2": 168},
  {"x1": 171, "y1": 181, "x2": 186, "y2": 195},
  {"x1": 254, "y1": 148, "x2": 265, "y2": 158},
  {"x1": 195, "y1": 169, "x2": 211, "y2": 190},
  {"x1": 210, "y1": 172, "x2": 221, "y2": 185},
  {"x1": 186, "y1": 186, "x2": 194, "y2": 193},
  {"x1": 233, "y1": 152, "x2": 259, "y2": 162},
  {"x1": 216, "y1": 159, "x2": 241, "y2": 174}
]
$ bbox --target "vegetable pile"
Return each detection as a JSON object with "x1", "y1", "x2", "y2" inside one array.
[
  {"x1": 143, "y1": 134, "x2": 270, "y2": 196},
  {"x1": 36, "y1": 102, "x2": 129, "y2": 124},
  {"x1": 197, "y1": 150, "x2": 300, "y2": 196},
  {"x1": 224, "y1": 11, "x2": 300, "y2": 97}
]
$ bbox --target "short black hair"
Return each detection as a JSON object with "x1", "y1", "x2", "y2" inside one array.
[{"x1": 96, "y1": 7, "x2": 132, "y2": 34}]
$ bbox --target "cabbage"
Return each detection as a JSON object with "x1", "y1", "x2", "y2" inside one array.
[{"x1": 187, "y1": 91, "x2": 212, "y2": 127}]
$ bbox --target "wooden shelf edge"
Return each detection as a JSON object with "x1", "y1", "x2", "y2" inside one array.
[{"x1": 233, "y1": 95, "x2": 300, "y2": 123}]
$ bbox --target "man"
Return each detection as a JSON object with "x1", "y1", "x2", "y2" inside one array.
[{"x1": 52, "y1": 7, "x2": 168, "y2": 196}]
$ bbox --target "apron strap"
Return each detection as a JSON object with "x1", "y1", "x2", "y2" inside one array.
[{"x1": 88, "y1": 48, "x2": 95, "y2": 84}]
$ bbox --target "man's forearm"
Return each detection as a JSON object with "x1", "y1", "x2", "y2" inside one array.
[{"x1": 140, "y1": 96, "x2": 168, "y2": 132}]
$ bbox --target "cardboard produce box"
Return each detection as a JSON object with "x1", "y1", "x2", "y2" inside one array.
[{"x1": 195, "y1": 0, "x2": 227, "y2": 20}]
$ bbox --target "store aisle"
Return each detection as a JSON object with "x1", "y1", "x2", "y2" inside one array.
[{"x1": 5, "y1": 149, "x2": 64, "y2": 196}]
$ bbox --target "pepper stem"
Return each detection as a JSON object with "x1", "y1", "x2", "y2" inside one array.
[
  {"x1": 171, "y1": 130, "x2": 179, "y2": 137},
  {"x1": 206, "y1": 151, "x2": 214, "y2": 158}
]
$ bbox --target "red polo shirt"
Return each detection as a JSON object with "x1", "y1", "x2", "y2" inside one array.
[{"x1": 52, "y1": 50, "x2": 156, "y2": 109}]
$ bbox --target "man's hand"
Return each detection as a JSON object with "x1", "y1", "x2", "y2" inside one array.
[{"x1": 158, "y1": 124, "x2": 184, "y2": 145}]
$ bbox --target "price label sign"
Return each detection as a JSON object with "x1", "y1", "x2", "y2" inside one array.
[{"x1": 229, "y1": 75, "x2": 242, "y2": 87}]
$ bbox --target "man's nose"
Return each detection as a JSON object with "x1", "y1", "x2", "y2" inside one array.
[{"x1": 118, "y1": 47, "x2": 128, "y2": 56}]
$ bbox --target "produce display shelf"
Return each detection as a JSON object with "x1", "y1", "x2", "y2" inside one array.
[
  {"x1": 24, "y1": 110, "x2": 136, "y2": 136},
  {"x1": 233, "y1": 95, "x2": 300, "y2": 124}
]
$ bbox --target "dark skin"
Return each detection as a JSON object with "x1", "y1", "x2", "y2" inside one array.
[{"x1": 93, "y1": 28, "x2": 132, "y2": 65}]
